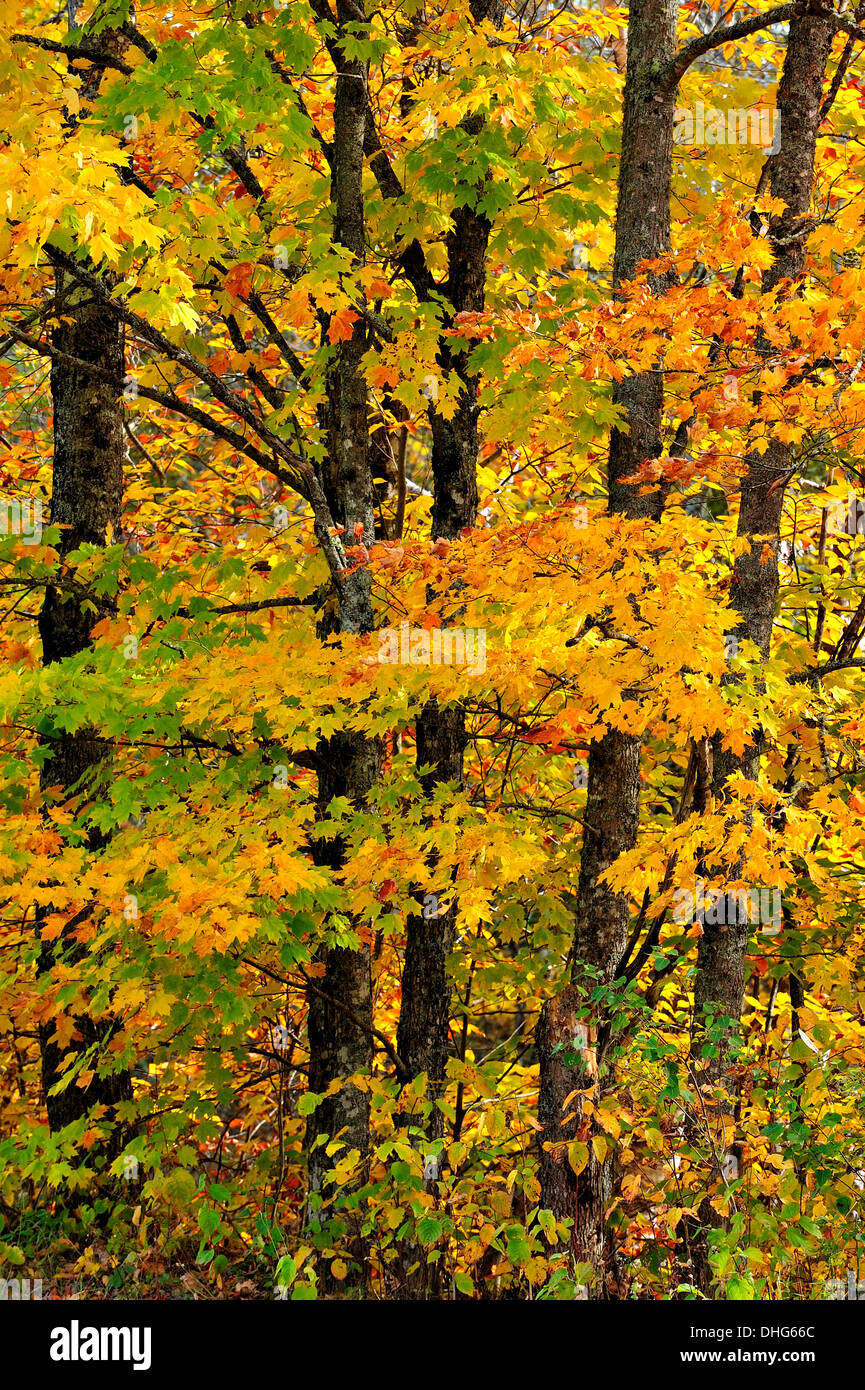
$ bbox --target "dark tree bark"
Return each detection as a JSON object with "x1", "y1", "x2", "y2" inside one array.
[
  {"x1": 395, "y1": 0, "x2": 504, "y2": 1151},
  {"x1": 608, "y1": 0, "x2": 678, "y2": 518},
  {"x1": 35, "y1": 19, "x2": 133, "y2": 1163},
  {"x1": 305, "y1": 0, "x2": 381, "y2": 1209},
  {"x1": 536, "y1": 0, "x2": 679, "y2": 1291},
  {"x1": 426, "y1": 194, "x2": 486, "y2": 542},
  {"x1": 396, "y1": 702, "x2": 465, "y2": 1147},
  {"x1": 423, "y1": 6, "x2": 502, "y2": 538},
  {"x1": 306, "y1": 733, "x2": 381, "y2": 1199},
  {"x1": 537, "y1": 731, "x2": 643, "y2": 1277},
  {"x1": 687, "y1": 9, "x2": 834, "y2": 1294},
  {"x1": 37, "y1": 271, "x2": 131, "y2": 1150}
]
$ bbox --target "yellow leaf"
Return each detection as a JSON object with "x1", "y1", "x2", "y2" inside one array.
[
  {"x1": 592, "y1": 1133, "x2": 610, "y2": 1165},
  {"x1": 50, "y1": 1014, "x2": 77, "y2": 1049},
  {"x1": 567, "y1": 1140, "x2": 589, "y2": 1176}
]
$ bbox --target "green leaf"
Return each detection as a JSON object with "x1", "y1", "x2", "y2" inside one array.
[
  {"x1": 725, "y1": 1274, "x2": 755, "y2": 1300},
  {"x1": 417, "y1": 1215, "x2": 443, "y2": 1246},
  {"x1": 197, "y1": 1205, "x2": 222, "y2": 1237},
  {"x1": 506, "y1": 1228, "x2": 532, "y2": 1267}
]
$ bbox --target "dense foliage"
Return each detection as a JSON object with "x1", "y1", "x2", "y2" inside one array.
[{"x1": 1, "y1": 0, "x2": 864, "y2": 1302}]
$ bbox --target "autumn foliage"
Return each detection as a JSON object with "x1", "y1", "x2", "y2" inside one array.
[{"x1": 0, "y1": 0, "x2": 864, "y2": 1304}]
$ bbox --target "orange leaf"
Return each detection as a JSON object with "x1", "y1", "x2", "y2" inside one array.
[
  {"x1": 40, "y1": 913, "x2": 66, "y2": 942},
  {"x1": 369, "y1": 364, "x2": 400, "y2": 389},
  {"x1": 327, "y1": 307, "x2": 359, "y2": 343},
  {"x1": 224, "y1": 261, "x2": 254, "y2": 298}
]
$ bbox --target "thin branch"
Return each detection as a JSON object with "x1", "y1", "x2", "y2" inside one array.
[
  {"x1": 9, "y1": 325, "x2": 289, "y2": 486},
  {"x1": 123, "y1": 416, "x2": 165, "y2": 484},
  {"x1": 299, "y1": 968, "x2": 410, "y2": 1082},
  {"x1": 810, "y1": 1, "x2": 865, "y2": 41},
  {"x1": 119, "y1": 21, "x2": 158, "y2": 61},
  {"x1": 239, "y1": 11, "x2": 333, "y2": 166},
  {"x1": 44, "y1": 246, "x2": 307, "y2": 480},
  {"x1": 821, "y1": 32, "x2": 859, "y2": 122},
  {"x1": 10, "y1": 321, "x2": 352, "y2": 602},
  {"x1": 247, "y1": 290, "x2": 310, "y2": 388}
]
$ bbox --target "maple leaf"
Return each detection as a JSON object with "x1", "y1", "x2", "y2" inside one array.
[
  {"x1": 369, "y1": 364, "x2": 400, "y2": 389},
  {"x1": 375, "y1": 545, "x2": 405, "y2": 571},
  {"x1": 50, "y1": 1015, "x2": 79, "y2": 1049},
  {"x1": 327, "y1": 307, "x2": 360, "y2": 343},
  {"x1": 364, "y1": 276, "x2": 393, "y2": 300},
  {"x1": 4, "y1": 639, "x2": 31, "y2": 665},
  {"x1": 224, "y1": 261, "x2": 255, "y2": 298},
  {"x1": 40, "y1": 914, "x2": 67, "y2": 943}
]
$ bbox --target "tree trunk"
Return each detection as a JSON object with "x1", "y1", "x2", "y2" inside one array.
[
  {"x1": 35, "y1": 15, "x2": 134, "y2": 1166},
  {"x1": 37, "y1": 266, "x2": 132, "y2": 1158},
  {"x1": 305, "y1": 1, "x2": 381, "y2": 1217},
  {"x1": 425, "y1": 196, "x2": 486, "y2": 541},
  {"x1": 395, "y1": 0, "x2": 503, "y2": 1150},
  {"x1": 396, "y1": 702, "x2": 465, "y2": 1148},
  {"x1": 687, "y1": 9, "x2": 834, "y2": 1294},
  {"x1": 537, "y1": 0, "x2": 678, "y2": 1292},
  {"x1": 306, "y1": 733, "x2": 381, "y2": 1200},
  {"x1": 608, "y1": 0, "x2": 678, "y2": 517}
]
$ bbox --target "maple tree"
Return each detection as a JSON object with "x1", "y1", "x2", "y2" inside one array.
[{"x1": 0, "y1": 0, "x2": 864, "y2": 1307}]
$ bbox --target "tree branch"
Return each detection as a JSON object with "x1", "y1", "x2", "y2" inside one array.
[
  {"x1": 810, "y1": 0, "x2": 865, "y2": 41},
  {"x1": 790, "y1": 657, "x2": 865, "y2": 683},
  {"x1": 44, "y1": 245, "x2": 305, "y2": 479},
  {"x1": 179, "y1": 596, "x2": 315, "y2": 618},
  {"x1": 300, "y1": 969, "x2": 410, "y2": 1082},
  {"x1": 662, "y1": 4, "x2": 796, "y2": 90},
  {"x1": 11, "y1": 33, "x2": 133, "y2": 73}
]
